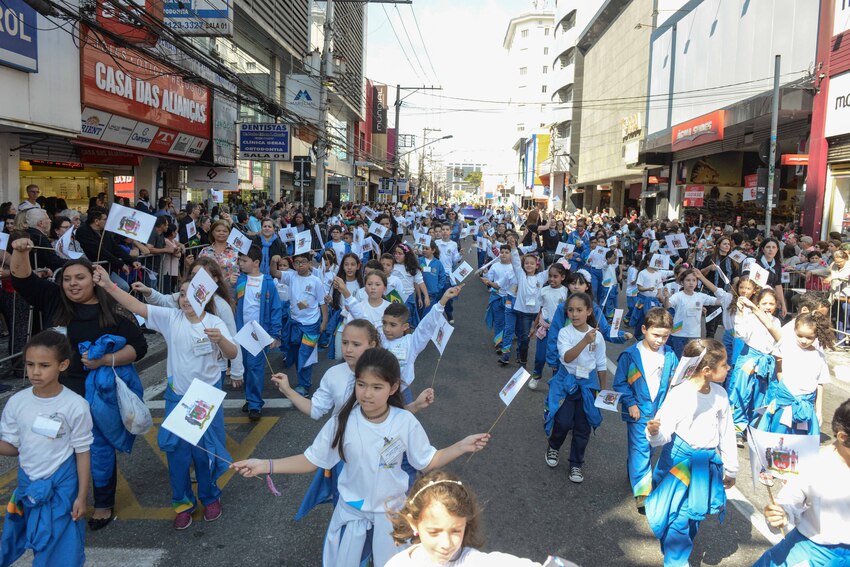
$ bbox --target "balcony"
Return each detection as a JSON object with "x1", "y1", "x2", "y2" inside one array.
[
  {"x1": 553, "y1": 21, "x2": 579, "y2": 62},
  {"x1": 551, "y1": 61, "x2": 575, "y2": 94}
]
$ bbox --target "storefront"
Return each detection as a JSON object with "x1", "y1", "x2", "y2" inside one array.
[
  {"x1": 822, "y1": 71, "x2": 850, "y2": 237},
  {"x1": 18, "y1": 159, "x2": 111, "y2": 211}
]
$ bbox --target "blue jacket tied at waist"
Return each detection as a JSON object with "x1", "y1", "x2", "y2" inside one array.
[{"x1": 544, "y1": 367, "x2": 603, "y2": 436}]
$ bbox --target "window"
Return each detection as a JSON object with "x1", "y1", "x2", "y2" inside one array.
[
  {"x1": 521, "y1": 29, "x2": 528, "y2": 38},
  {"x1": 517, "y1": 123, "x2": 525, "y2": 132},
  {"x1": 542, "y1": 85, "x2": 548, "y2": 93},
  {"x1": 544, "y1": 27, "x2": 550, "y2": 36},
  {"x1": 544, "y1": 47, "x2": 549, "y2": 55},
  {"x1": 557, "y1": 122, "x2": 571, "y2": 139},
  {"x1": 519, "y1": 67, "x2": 527, "y2": 76},
  {"x1": 543, "y1": 65, "x2": 548, "y2": 74}
]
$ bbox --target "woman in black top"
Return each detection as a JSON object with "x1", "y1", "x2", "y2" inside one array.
[
  {"x1": 699, "y1": 235, "x2": 739, "y2": 337},
  {"x1": 10, "y1": 237, "x2": 148, "y2": 530},
  {"x1": 757, "y1": 237, "x2": 787, "y2": 318},
  {"x1": 542, "y1": 219, "x2": 567, "y2": 266}
]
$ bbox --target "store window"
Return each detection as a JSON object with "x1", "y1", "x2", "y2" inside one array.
[
  {"x1": 19, "y1": 161, "x2": 109, "y2": 212},
  {"x1": 827, "y1": 172, "x2": 850, "y2": 236}
]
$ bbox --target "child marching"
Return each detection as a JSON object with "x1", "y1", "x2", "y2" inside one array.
[
  {"x1": 0, "y1": 331, "x2": 92, "y2": 567},
  {"x1": 661, "y1": 268, "x2": 721, "y2": 358},
  {"x1": 480, "y1": 244, "x2": 517, "y2": 354},
  {"x1": 613, "y1": 307, "x2": 678, "y2": 513},
  {"x1": 232, "y1": 348, "x2": 490, "y2": 567},
  {"x1": 529, "y1": 263, "x2": 568, "y2": 390},
  {"x1": 645, "y1": 339, "x2": 737, "y2": 567}
]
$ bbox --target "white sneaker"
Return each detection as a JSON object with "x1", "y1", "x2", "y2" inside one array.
[
  {"x1": 545, "y1": 447, "x2": 559, "y2": 468},
  {"x1": 528, "y1": 377, "x2": 539, "y2": 390},
  {"x1": 569, "y1": 467, "x2": 584, "y2": 483}
]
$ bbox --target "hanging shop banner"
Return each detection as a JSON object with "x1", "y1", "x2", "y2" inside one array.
[
  {"x1": 79, "y1": 31, "x2": 210, "y2": 159},
  {"x1": 284, "y1": 74, "x2": 320, "y2": 124},
  {"x1": 672, "y1": 110, "x2": 725, "y2": 151},
  {"x1": 372, "y1": 85, "x2": 387, "y2": 133},
  {"x1": 237, "y1": 124, "x2": 290, "y2": 160},
  {"x1": 163, "y1": 0, "x2": 233, "y2": 36},
  {"x1": 96, "y1": 0, "x2": 164, "y2": 47},
  {"x1": 683, "y1": 186, "x2": 705, "y2": 207},
  {"x1": 212, "y1": 96, "x2": 237, "y2": 167},
  {"x1": 0, "y1": 0, "x2": 38, "y2": 73}
]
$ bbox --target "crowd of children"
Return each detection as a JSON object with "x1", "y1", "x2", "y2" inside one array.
[{"x1": 0, "y1": 205, "x2": 848, "y2": 567}]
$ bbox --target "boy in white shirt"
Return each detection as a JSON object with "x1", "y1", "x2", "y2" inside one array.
[
  {"x1": 480, "y1": 245, "x2": 517, "y2": 353},
  {"x1": 435, "y1": 223, "x2": 462, "y2": 323}
]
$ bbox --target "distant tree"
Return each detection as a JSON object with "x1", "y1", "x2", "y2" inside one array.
[{"x1": 463, "y1": 171, "x2": 483, "y2": 188}]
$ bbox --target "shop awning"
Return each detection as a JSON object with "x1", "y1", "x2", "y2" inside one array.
[{"x1": 72, "y1": 139, "x2": 197, "y2": 163}]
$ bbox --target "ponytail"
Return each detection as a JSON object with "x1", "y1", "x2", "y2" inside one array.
[{"x1": 796, "y1": 312, "x2": 835, "y2": 350}]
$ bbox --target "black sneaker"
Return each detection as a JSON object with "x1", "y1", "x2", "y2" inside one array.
[
  {"x1": 545, "y1": 447, "x2": 559, "y2": 468},
  {"x1": 241, "y1": 402, "x2": 248, "y2": 413},
  {"x1": 569, "y1": 467, "x2": 584, "y2": 483},
  {"x1": 498, "y1": 353, "x2": 510, "y2": 365},
  {"x1": 248, "y1": 409, "x2": 261, "y2": 422},
  {"x1": 635, "y1": 495, "x2": 646, "y2": 515}
]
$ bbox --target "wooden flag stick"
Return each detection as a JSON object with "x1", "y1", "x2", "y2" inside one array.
[
  {"x1": 262, "y1": 349, "x2": 275, "y2": 375},
  {"x1": 764, "y1": 483, "x2": 788, "y2": 536},
  {"x1": 463, "y1": 404, "x2": 510, "y2": 467},
  {"x1": 95, "y1": 229, "x2": 106, "y2": 264},
  {"x1": 429, "y1": 355, "x2": 443, "y2": 390},
  {"x1": 194, "y1": 443, "x2": 233, "y2": 466}
]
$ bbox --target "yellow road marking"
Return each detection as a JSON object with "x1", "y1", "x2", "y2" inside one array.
[{"x1": 0, "y1": 416, "x2": 280, "y2": 521}]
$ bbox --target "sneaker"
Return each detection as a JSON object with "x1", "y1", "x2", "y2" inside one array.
[
  {"x1": 448, "y1": 318, "x2": 455, "y2": 324},
  {"x1": 736, "y1": 432, "x2": 745, "y2": 448},
  {"x1": 248, "y1": 409, "x2": 261, "y2": 422},
  {"x1": 545, "y1": 447, "x2": 559, "y2": 468},
  {"x1": 173, "y1": 511, "x2": 193, "y2": 530},
  {"x1": 498, "y1": 353, "x2": 510, "y2": 365},
  {"x1": 241, "y1": 402, "x2": 248, "y2": 413},
  {"x1": 203, "y1": 500, "x2": 222, "y2": 522},
  {"x1": 569, "y1": 467, "x2": 584, "y2": 483},
  {"x1": 528, "y1": 377, "x2": 539, "y2": 390},
  {"x1": 635, "y1": 495, "x2": 646, "y2": 515}
]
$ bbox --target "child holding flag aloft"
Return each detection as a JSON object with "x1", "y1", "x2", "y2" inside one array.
[
  {"x1": 544, "y1": 292, "x2": 608, "y2": 484},
  {"x1": 661, "y1": 268, "x2": 722, "y2": 358},
  {"x1": 754, "y1": 398, "x2": 850, "y2": 567},
  {"x1": 528, "y1": 263, "x2": 568, "y2": 390},
  {"x1": 436, "y1": 223, "x2": 463, "y2": 324},
  {"x1": 93, "y1": 265, "x2": 238, "y2": 530},
  {"x1": 338, "y1": 270, "x2": 391, "y2": 332},
  {"x1": 418, "y1": 241, "x2": 447, "y2": 318},
  {"x1": 756, "y1": 311, "x2": 832, "y2": 436},
  {"x1": 645, "y1": 338, "x2": 737, "y2": 567},
  {"x1": 392, "y1": 244, "x2": 429, "y2": 327},
  {"x1": 726, "y1": 290, "x2": 782, "y2": 444},
  {"x1": 502, "y1": 236, "x2": 548, "y2": 367},
  {"x1": 232, "y1": 348, "x2": 490, "y2": 567},
  {"x1": 273, "y1": 253, "x2": 328, "y2": 398},
  {"x1": 0, "y1": 331, "x2": 92, "y2": 567},
  {"x1": 613, "y1": 307, "x2": 678, "y2": 513},
  {"x1": 236, "y1": 246, "x2": 282, "y2": 420},
  {"x1": 630, "y1": 256, "x2": 676, "y2": 339},
  {"x1": 480, "y1": 244, "x2": 517, "y2": 354},
  {"x1": 601, "y1": 249, "x2": 621, "y2": 319}
]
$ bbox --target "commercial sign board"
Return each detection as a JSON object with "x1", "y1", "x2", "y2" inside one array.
[
  {"x1": 187, "y1": 166, "x2": 238, "y2": 188},
  {"x1": 372, "y1": 84, "x2": 387, "y2": 133},
  {"x1": 836, "y1": 0, "x2": 850, "y2": 37},
  {"x1": 96, "y1": 0, "x2": 163, "y2": 46},
  {"x1": 237, "y1": 124, "x2": 290, "y2": 160},
  {"x1": 284, "y1": 74, "x2": 320, "y2": 124},
  {"x1": 671, "y1": 110, "x2": 725, "y2": 151},
  {"x1": 683, "y1": 186, "x2": 705, "y2": 207},
  {"x1": 0, "y1": 0, "x2": 38, "y2": 72},
  {"x1": 212, "y1": 96, "x2": 237, "y2": 167},
  {"x1": 79, "y1": 31, "x2": 210, "y2": 159},
  {"x1": 163, "y1": 0, "x2": 233, "y2": 36},
  {"x1": 825, "y1": 71, "x2": 850, "y2": 138}
]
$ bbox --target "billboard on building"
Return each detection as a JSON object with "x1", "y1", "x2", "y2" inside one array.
[
  {"x1": 285, "y1": 74, "x2": 320, "y2": 124},
  {"x1": 163, "y1": 0, "x2": 233, "y2": 36},
  {"x1": 237, "y1": 124, "x2": 290, "y2": 160},
  {"x1": 372, "y1": 85, "x2": 387, "y2": 133},
  {"x1": 0, "y1": 0, "x2": 38, "y2": 72}
]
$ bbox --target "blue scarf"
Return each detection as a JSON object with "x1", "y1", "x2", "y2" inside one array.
[{"x1": 259, "y1": 234, "x2": 277, "y2": 275}]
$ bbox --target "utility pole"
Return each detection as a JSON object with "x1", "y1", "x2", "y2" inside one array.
[
  {"x1": 765, "y1": 54, "x2": 780, "y2": 236},
  {"x1": 420, "y1": 127, "x2": 441, "y2": 203},
  {"x1": 313, "y1": 0, "x2": 334, "y2": 208},
  {"x1": 392, "y1": 85, "x2": 442, "y2": 202}
]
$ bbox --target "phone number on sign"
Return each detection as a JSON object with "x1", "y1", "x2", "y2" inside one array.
[{"x1": 164, "y1": 21, "x2": 230, "y2": 31}]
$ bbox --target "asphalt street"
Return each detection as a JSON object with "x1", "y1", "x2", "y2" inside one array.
[{"x1": 2, "y1": 248, "x2": 848, "y2": 566}]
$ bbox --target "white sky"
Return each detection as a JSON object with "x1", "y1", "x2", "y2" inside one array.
[{"x1": 365, "y1": 0, "x2": 534, "y2": 189}]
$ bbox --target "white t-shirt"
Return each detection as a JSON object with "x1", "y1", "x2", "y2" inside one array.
[
  {"x1": 436, "y1": 239, "x2": 461, "y2": 274},
  {"x1": 242, "y1": 275, "x2": 264, "y2": 323},
  {"x1": 278, "y1": 270, "x2": 325, "y2": 324},
  {"x1": 304, "y1": 407, "x2": 437, "y2": 513},
  {"x1": 310, "y1": 363, "x2": 355, "y2": 420},
  {"x1": 586, "y1": 246, "x2": 609, "y2": 269},
  {"x1": 0, "y1": 387, "x2": 93, "y2": 480},
  {"x1": 344, "y1": 296, "x2": 390, "y2": 332},
  {"x1": 602, "y1": 264, "x2": 618, "y2": 287},
  {"x1": 382, "y1": 304, "x2": 446, "y2": 387},
  {"x1": 385, "y1": 545, "x2": 540, "y2": 567},
  {"x1": 146, "y1": 305, "x2": 233, "y2": 394},
  {"x1": 777, "y1": 446, "x2": 850, "y2": 545},
  {"x1": 510, "y1": 249, "x2": 548, "y2": 314},
  {"x1": 329, "y1": 240, "x2": 347, "y2": 260},
  {"x1": 777, "y1": 336, "x2": 830, "y2": 396},
  {"x1": 539, "y1": 285, "x2": 568, "y2": 323},
  {"x1": 648, "y1": 381, "x2": 738, "y2": 477},
  {"x1": 626, "y1": 266, "x2": 639, "y2": 296},
  {"x1": 668, "y1": 291, "x2": 719, "y2": 337},
  {"x1": 486, "y1": 262, "x2": 517, "y2": 298},
  {"x1": 637, "y1": 269, "x2": 673, "y2": 297},
  {"x1": 637, "y1": 342, "x2": 665, "y2": 401},
  {"x1": 557, "y1": 324, "x2": 607, "y2": 377},
  {"x1": 392, "y1": 264, "x2": 424, "y2": 301},
  {"x1": 736, "y1": 310, "x2": 780, "y2": 354}
]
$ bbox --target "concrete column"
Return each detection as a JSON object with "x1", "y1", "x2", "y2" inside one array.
[
  {"x1": 0, "y1": 133, "x2": 21, "y2": 204},
  {"x1": 134, "y1": 157, "x2": 160, "y2": 201}
]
